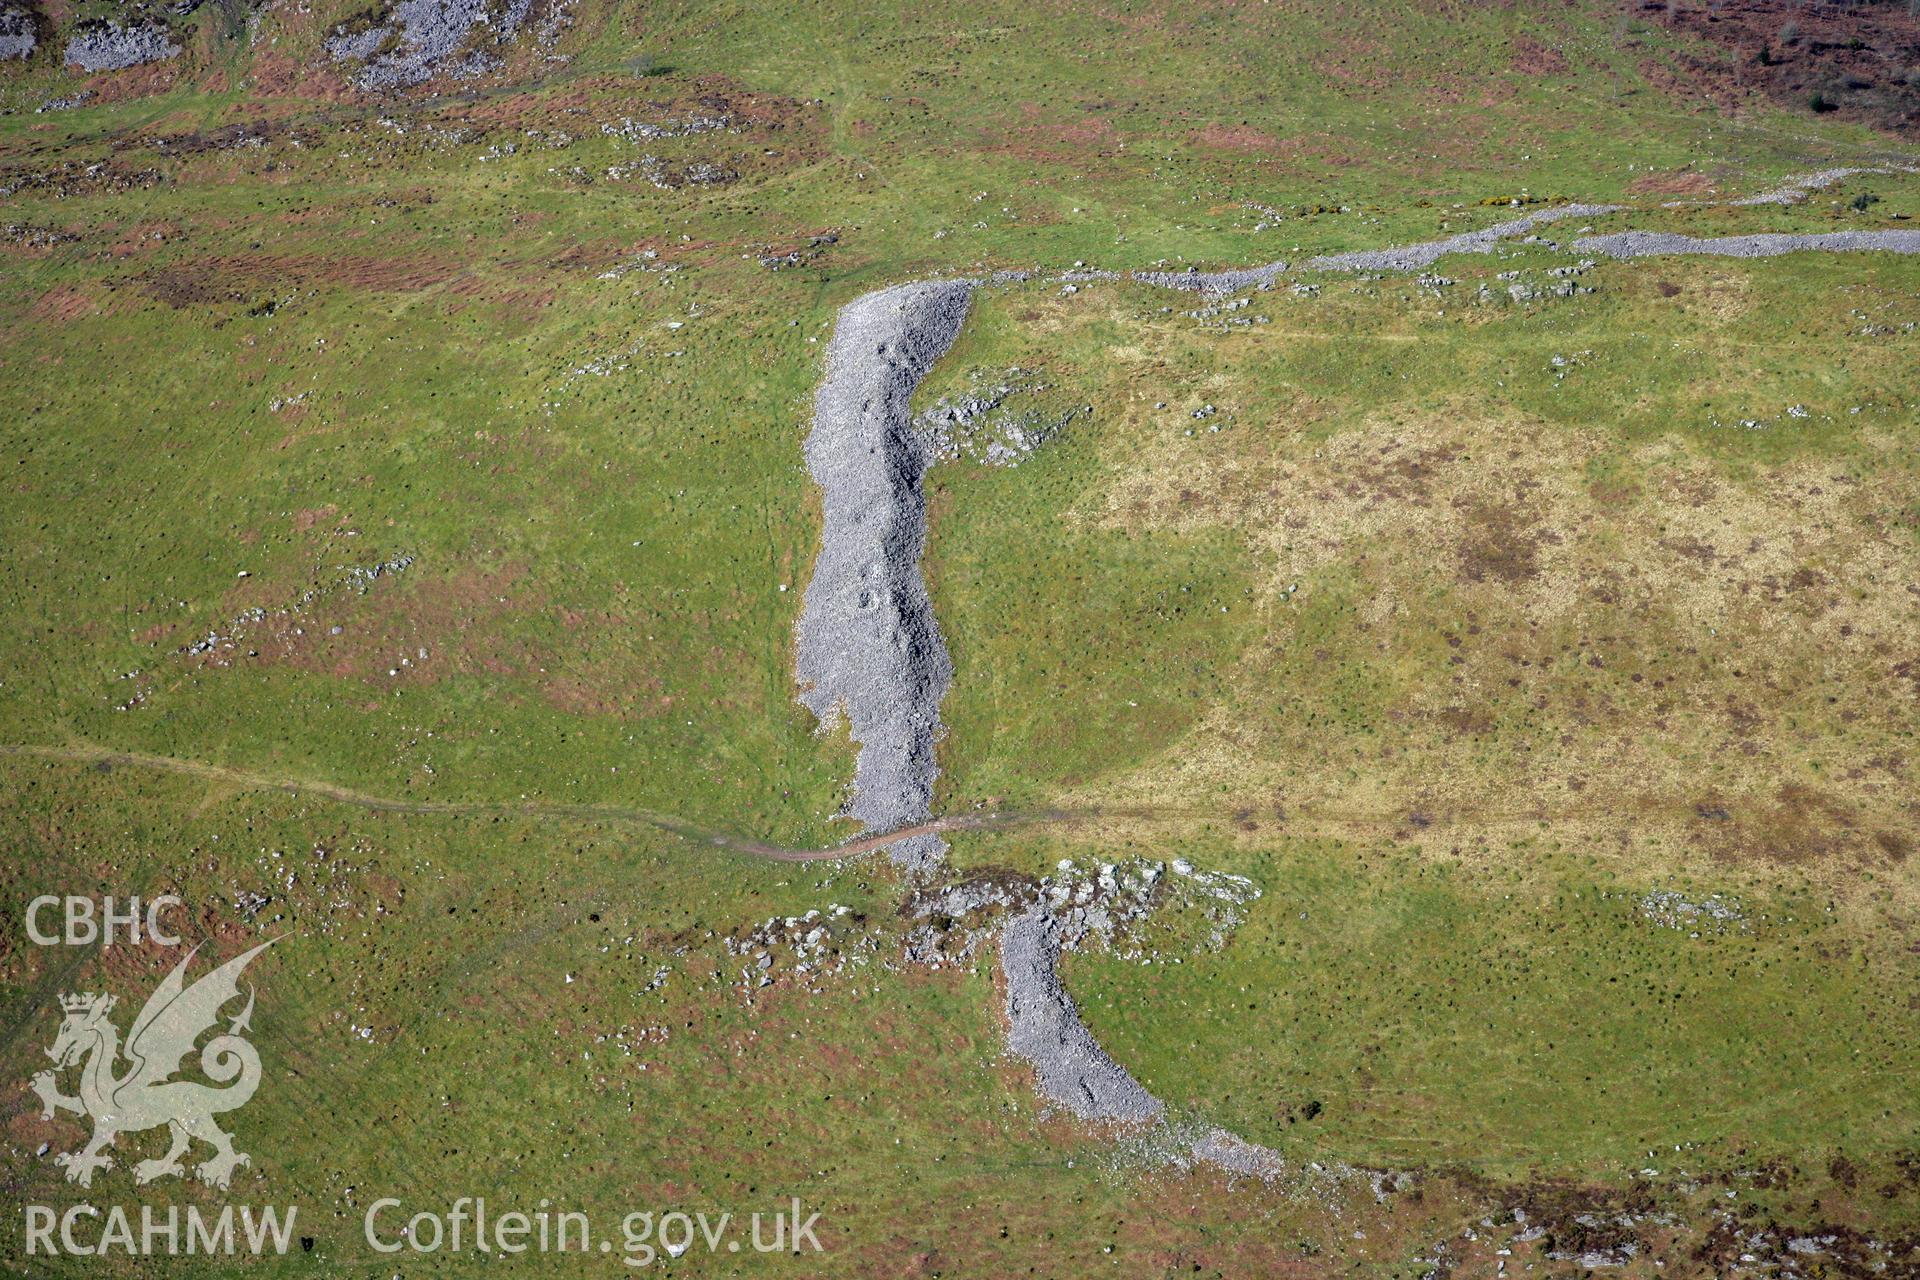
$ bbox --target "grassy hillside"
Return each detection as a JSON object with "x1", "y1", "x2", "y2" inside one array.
[
  {"x1": 2, "y1": 0, "x2": 1917, "y2": 1275},
  {"x1": 921, "y1": 239, "x2": 1920, "y2": 874}
]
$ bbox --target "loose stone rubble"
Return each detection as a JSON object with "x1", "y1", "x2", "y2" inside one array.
[
  {"x1": 984, "y1": 859, "x2": 1345, "y2": 1184},
  {"x1": 181, "y1": 554, "x2": 415, "y2": 664},
  {"x1": 725, "y1": 904, "x2": 873, "y2": 994},
  {"x1": 64, "y1": 19, "x2": 178, "y2": 71},
  {"x1": 0, "y1": 2, "x2": 35, "y2": 61},
  {"x1": 36, "y1": 90, "x2": 96, "y2": 113},
  {"x1": 326, "y1": 0, "x2": 533, "y2": 90},
  {"x1": 1577, "y1": 228, "x2": 1920, "y2": 260},
  {"x1": 793, "y1": 280, "x2": 975, "y2": 871},
  {"x1": 1003, "y1": 903, "x2": 1164, "y2": 1124},
  {"x1": 999, "y1": 883, "x2": 1198, "y2": 1123},
  {"x1": 1729, "y1": 164, "x2": 1918, "y2": 206},
  {"x1": 783, "y1": 164, "x2": 1920, "y2": 1194},
  {"x1": 1638, "y1": 889, "x2": 1747, "y2": 933},
  {"x1": 1132, "y1": 261, "x2": 1288, "y2": 294},
  {"x1": 913, "y1": 368, "x2": 1083, "y2": 466},
  {"x1": 1303, "y1": 203, "x2": 1623, "y2": 273}
]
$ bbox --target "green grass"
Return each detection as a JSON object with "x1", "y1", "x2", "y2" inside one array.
[
  {"x1": 3, "y1": 0, "x2": 1919, "y2": 1272},
  {"x1": 1063, "y1": 835, "x2": 1920, "y2": 1176},
  {"x1": 0, "y1": 758, "x2": 1428, "y2": 1276},
  {"x1": 914, "y1": 263, "x2": 1919, "y2": 856}
]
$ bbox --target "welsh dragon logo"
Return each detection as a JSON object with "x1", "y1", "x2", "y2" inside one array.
[{"x1": 31, "y1": 939, "x2": 276, "y2": 1190}]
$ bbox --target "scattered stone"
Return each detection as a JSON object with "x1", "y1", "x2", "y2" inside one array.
[
  {"x1": 345, "y1": 553, "x2": 414, "y2": 591},
  {"x1": 1186, "y1": 294, "x2": 1268, "y2": 330},
  {"x1": 725, "y1": 904, "x2": 875, "y2": 995},
  {"x1": 600, "y1": 112, "x2": 733, "y2": 143},
  {"x1": 182, "y1": 554, "x2": 415, "y2": 662},
  {"x1": 756, "y1": 231, "x2": 837, "y2": 271},
  {"x1": 2, "y1": 222, "x2": 78, "y2": 248},
  {"x1": 35, "y1": 90, "x2": 96, "y2": 113},
  {"x1": 914, "y1": 367, "x2": 1080, "y2": 467},
  {"x1": 606, "y1": 154, "x2": 736, "y2": 189},
  {"x1": 1731, "y1": 166, "x2": 1918, "y2": 207},
  {"x1": 1639, "y1": 889, "x2": 1747, "y2": 933}
]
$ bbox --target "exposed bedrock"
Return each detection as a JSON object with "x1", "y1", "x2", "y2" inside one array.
[{"x1": 794, "y1": 280, "x2": 976, "y2": 871}]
